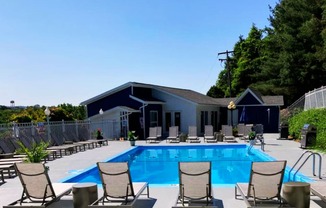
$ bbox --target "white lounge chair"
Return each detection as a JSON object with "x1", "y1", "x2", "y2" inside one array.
[
  {"x1": 146, "y1": 127, "x2": 158, "y2": 143},
  {"x1": 235, "y1": 161, "x2": 287, "y2": 207},
  {"x1": 187, "y1": 126, "x2": 200, "y2": 143},
  {"x1": 166, "y1": 126, "x2": 179, "y2": 143},
  {"x1": 4, "y1": 163, "x2": 74, "y2": 208},
  {"x1": 221, "y1": 125, "x2": 236, "y2": 143},
  {"x1": 204, "y1": 125, "x2": 217, "y2": 143},
  {"x1": 156, "y1": 126, "x2": 162, "y2": 140},
  {"x1": 173, "y1": 162, "x2": 217, "y2": 207},
  {"x1": 89, "y1": 162, "x2": 149, "y2": 207},
  {"x1": 311, "y1": 180, "x2": 326, "y2": 203}
]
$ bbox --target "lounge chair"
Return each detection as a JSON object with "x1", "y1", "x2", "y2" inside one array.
[
  {"x1": 311, "y1": 180, "x2": 326, "y2": 203},
  {"x1": 204, "y1": 125, "x2": 217, "y2": 143},
  {"x1": 242, "y1": 124, "x2": 254, "y2": 141},
  {"x1": 221, "y1": 125, "x2": 236, "y2": 143},
  {"x1": 89, "y1": 162, "x2": 149, "y2": 207},
  {"x1": 156, "y1": 126, "x2": 162, "y2": 140},
  {"x1": 173, "y1": 162, "x2": 217, "y2": 207},
  {"x1": 146, "y1": 127, "x2": 158, "y2": 143},
  {"x1": 4, "y1": 163, "x2": 74, "y2": 208},
  {"x1": 0, "y1": 168, "x2": 4, "y2": 183},
  {"x1": 187, "y1": 126, "x2": 200, "y2": 143},
  {"x1": 235, "y1": 160, "x2": 287, "y2": 207},
  {"x1": 237, "y1": 123, "x2": 245, "y2": 138},
  {"x1": 166, "y1": 126, "x2": 180, "y2": 143}
]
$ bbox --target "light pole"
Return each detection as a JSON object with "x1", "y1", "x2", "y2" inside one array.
[
  {"x1": 227, "y1": 101, "x2": 236, "y2": 127},
  {"x1": 99, "y1": 108, "x2": 104, "y2": 135},
  {"x1": 44, "y1": 107, "x2": 51, "y2": 140}
]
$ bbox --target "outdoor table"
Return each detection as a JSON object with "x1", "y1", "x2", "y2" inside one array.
[
  {"x1": 72, "y1": 182, "x2": 98, "y2": 208},
  {"x1": 282, "y1": 181, "x2": 310, "y2": 208}
]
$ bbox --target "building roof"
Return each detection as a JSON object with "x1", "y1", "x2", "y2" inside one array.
[
  {"x1": 154, "y1": 85, "x2": 218, "y2": 105},
  {"x1": 80, "y1": 82, "x2": 284, "y2": 107},
  {"x1": 81, "y1": 82, "x2": 219, "y2": 106},
  {"x1": 214, "y1": 87, "x2": 284, "y2": 107}
]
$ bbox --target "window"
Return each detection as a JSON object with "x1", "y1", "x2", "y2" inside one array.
[
  {"x1": 211, "y1": 111, "x2": 218, "y2": 132},
  {"x1": 200, "y1": 111, "x2": 208, "y2": 133},
  {"x1": 165, "y1": 112, "x2": 171, "y2": 131},
  {"x1": 150, "y1": 111, "x2": 158, "y2": 127},
  {"x1": 175, "y1": 112, "x2": 181, "y2": 128}
]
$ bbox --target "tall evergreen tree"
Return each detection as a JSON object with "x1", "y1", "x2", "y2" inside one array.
[
  {"x1": 265, "y1": 0, "x2": 326, "y2": 104},
  {"x1": 210, "y1": 0, "x2": 326, "y2": 106}
]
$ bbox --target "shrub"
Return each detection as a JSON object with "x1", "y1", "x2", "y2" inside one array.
[
  {"x1": 16, "y1": 141, "x2": 49, "y2": 163},
  {"x1": 288, "y1": 108, "x2": 326, "y2": 150}
]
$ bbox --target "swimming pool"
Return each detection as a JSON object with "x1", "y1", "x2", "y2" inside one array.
[{"x1": 62, "y1": 144, "x2": 311, "y2": 186}]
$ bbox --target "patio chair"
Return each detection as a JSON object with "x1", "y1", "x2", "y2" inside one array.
[
  {"x1": 187, "y1": 126, "x2": 200, "y2": 143},
  {"x1": 237, "y1": 123, "x2": 245, "y2": 138},
  {"x1": 156, "y1": 126, "x2": 162, "y2": 140},
  {"x1": 235, "y1": 160, "x2": 287, "y2": 207},
  {"x1": 166, "y1": 126, "x2": 180, "y2": 143},
  {"x1": 204, "y1": 125, "x2": 217, "y2": 143},
  {"x1": 4, "y1": 163, "x2": 73, "y2": 208},
  {"x1": 146, "y1": 127, "x2": 158, "y2": 143},
  {"x1": 0, "y1": 168, "x2": 4, "y2": 183},
  {"x1": 243, "y1": 124, "x2": 254, "y2": 140},
  {"x1": 89, "y1": 162, "x2": 149, "y2": 207},
  {"x1": 311, "y1": 181, "x2": 326, "y2": 203},
  {"x1": 221, "y1": 125, "x2": 236, "y2": 143},
  {"x1": 174, "y1": 162, "x2": 216, "y2": 207}
]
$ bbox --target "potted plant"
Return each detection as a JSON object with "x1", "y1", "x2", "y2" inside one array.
[
  {"x1": 248, "y1": 131, "x2": 256, "y2": 145},
  {"x1": 128, "y1": 131, "x2": 138, "y2": 146},
  {"x1": 16, "y1": 141, "x2": 49, "y2": 163},
  {"x1": 96, "y1": 128, "x2": 103, "y2": 144}
]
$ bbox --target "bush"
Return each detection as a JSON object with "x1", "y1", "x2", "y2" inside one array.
[
  {"x1": 16, "y1": 141, "x2": 49, "y2": 163},
  {"x1": 288, "y1": 108, "x2": 326, "y2": 150}
]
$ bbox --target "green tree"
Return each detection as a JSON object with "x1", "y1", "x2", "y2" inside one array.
[
  {"x1": 0, "y1": 104, "x2": 86, "y2": 124},
  {"x1": 209, "y1": 0, "x2": 326, "y2": 106},
  {"x1": 265, "y1": 0, "x2": 326, "y2": 104}
]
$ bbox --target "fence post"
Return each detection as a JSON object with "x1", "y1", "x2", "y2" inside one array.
[
  {"x1": 62, "y1": 119, "x2": 65, "y2": 133},
  {"x1": 31, "y1": 121, "x2": 35, "y2": 136},
  {"x1": 75, "y1": 120, "x2": 79, "y2": 139}
]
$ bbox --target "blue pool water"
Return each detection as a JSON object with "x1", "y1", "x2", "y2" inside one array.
[{"x1": 62, "y1": 144, "x2": 311, "y2": 186}]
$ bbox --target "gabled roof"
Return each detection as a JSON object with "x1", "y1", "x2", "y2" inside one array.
[
  {"x1": 236, "y1": 88, "x2": 264, "y2": 105},
  {"x1": 214, "y1": 88, "x2": 284, "y2": 107},
  {"x1": 154, "y1": 85, "x2": 218, "y2": 105},
  {"x1": 81, "y1": 82, "x2": 219, "y2": 106},
  {"x1": 93, "y1": 106, "x2": 140, "y2": 119}
]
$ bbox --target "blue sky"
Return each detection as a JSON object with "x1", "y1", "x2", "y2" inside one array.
[{"x1": 0, "y1": 0, "x2": 277, "y2": 107}]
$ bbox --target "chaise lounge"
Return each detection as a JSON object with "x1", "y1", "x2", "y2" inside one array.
[{"x1": 4, "y1": 163, "x2": 74, "y2": 207}]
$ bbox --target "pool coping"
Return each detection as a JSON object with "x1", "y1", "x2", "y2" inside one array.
[{"x1": 60, "y1": 143, "x2": 312, "y2": 186}]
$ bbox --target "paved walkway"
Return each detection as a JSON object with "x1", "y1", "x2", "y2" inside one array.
[{"x1": 1, "y1": 134, "x2": 326, "y2": 208}]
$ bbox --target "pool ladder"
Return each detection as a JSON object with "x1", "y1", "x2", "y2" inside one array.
[{"x1": 288, "y1": 150, "x2": 322, "y2": 181}]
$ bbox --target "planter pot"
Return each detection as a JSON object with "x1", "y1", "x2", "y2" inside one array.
[
  {"x1": 130, "y1": 141, "x2": 136, "y2": 146},
  {"x1": 249, "y1": 140, "x2": 255, "y2": 145}
]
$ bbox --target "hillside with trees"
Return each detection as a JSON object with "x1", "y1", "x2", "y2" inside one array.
[
  {"x1": 0, "y1": 104, "x2": 86, "y2": 124},
  {"x1": 208, "y1": 0, "x2": 326, "y2": 106}
]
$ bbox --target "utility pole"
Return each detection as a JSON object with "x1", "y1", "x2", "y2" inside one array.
[
  {"x1": 218, "y1": 50, "x2": 234, "y2": 97},
  {"x1": 219, "y1": 50, "x2": 235, "y2": 127}
]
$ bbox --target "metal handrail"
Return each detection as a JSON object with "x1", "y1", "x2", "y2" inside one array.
[{"x1": 288, "y1": 150, "x2": 322, "y2": 181}]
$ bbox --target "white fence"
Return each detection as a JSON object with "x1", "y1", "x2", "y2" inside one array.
[
  {"x1": 304, "y1": 86, "x2": 326, "y2": 110},
  {"x1": 0, "y1": 120, "x2": 121, "y2": 141}
]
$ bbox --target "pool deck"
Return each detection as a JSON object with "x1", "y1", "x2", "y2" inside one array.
[{"x1": 1, "y1": 133, "x2": 326, "y2": 208}]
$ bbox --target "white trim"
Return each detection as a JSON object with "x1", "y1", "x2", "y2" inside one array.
[
  {"x1": 129, "y1": 95, "x2": 165, "y2": 104},
  {"x1": 235, "y1": 88, "x2": 264, "y2": 105}
]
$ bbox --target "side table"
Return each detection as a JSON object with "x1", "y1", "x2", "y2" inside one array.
[
  {"x1": 72, "y1": 183, "x2": 98, "y2": 208},
  {"x1": 282, "y1": 182, "x2": 310, "y2": 208}
]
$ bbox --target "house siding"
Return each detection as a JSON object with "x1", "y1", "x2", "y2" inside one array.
[
  {"x1": 237, "y1": 106, "x2": 280, "y2": 133},
  {"x1": 153, "y1": 89, "x2": 196, "y2": 134},
  {"x1": 86, "y1": 87, "x2": 141, "y2": 117}
]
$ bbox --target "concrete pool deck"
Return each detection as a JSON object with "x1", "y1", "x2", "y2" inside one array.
[{"x1": 1, "y1": 133, "x2": 326, "y2": 208}]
